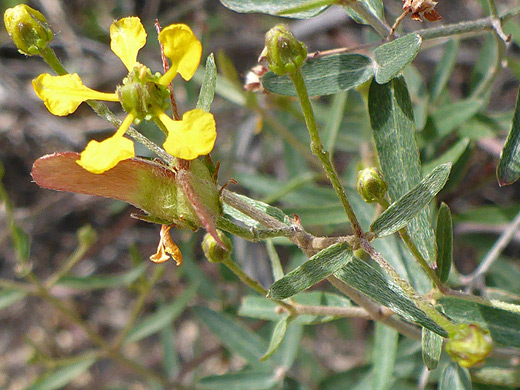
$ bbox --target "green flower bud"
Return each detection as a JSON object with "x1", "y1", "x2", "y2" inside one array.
[
  {"x1": 117, "y1": 64, "x2": 170, "y2": 122},
  {"x1": 356, "y1": 167, "x2": 388, "y2": 203},
  {"x1": 4, "y1": 4, "x2": 53, "y2": 56},
  {"x1": 445, "y1": 323, "x2": 494, "y2": 368},
  {"x1": 261, "y1": 24, "x2": 307, "y2": 75},
  {"x1": 202, "y1": 230, "x2": 232, "y2": 263}
]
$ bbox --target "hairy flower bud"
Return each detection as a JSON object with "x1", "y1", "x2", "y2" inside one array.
[
  {"x1": 260, "y1": 24, "x2": 307, "y2": 75},
  {"x1": 356, "y1": 167, "x2": 388, "y2": 203},
  {"x1": 445, "y1": 323, "x2": 494, "y2": 368},
  {"x1": 117, "y1": 64, "x2": 170, "y2": 123},
  {"x1": 4, "y1": 4, "x2": 53, "y2": 55},
  {"x1": 202, "y1": 230, "x2": 232, "y2": 263}
]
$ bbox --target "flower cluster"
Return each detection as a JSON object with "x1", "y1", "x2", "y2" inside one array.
[{"x1": 31, "y1": 16, "x2": 216, "y2": 173}]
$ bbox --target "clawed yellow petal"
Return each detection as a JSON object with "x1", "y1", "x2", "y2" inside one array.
[
  {"x1": 32, "y1": 73, "x2": 118, "y2": 116},
  {"x1": 110, "y1": 17, "x2": 147, "y2": 71},
  {"x1": 158, "y1": 24, "x2": 202, "y2": 84},
  {"x1": 161, "y1": 109, "x2": 216, "y2": 160},
  {"x1": 77, "y1": 135, "x2": 135, "y2": 174},
  {"x1": 76, "y1": 114, "x2": 136, "y2": 174}
]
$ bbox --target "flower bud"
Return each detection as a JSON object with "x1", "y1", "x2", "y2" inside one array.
[
  {"x1": 202, "y1": 230, "x2": 232, "y2": 263},
  {"x1": 445, "y1": 323, "x2": 494, "y2": 368},
  {"x1": 261, "y1": 24, "x2": 307, "y2": 75},
  {"x1": 117, "y1": 64, "x2": 170, "y2": 122},
  {"x1": 4, "y1": 5, "x2": 53, "y2": 56},
  {"x1": 356, "y1": 167, "x2": 388, "y2": 203}
]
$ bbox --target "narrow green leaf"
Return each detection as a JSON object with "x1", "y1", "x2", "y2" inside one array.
[
  {"x1": 439, "y1": 362, "x2": 472, "y2": 390},
  {"x1": 438, "y1": 296, "x2": 520, "y2": 347},
  {"x1": 334, "y1": 257, "x2": 447, "y2": 336},
  {"x1": 223, "y1": 192, "x2": 291, "y2": 228},
  {"x1": 374, "y1": 34, "x2": 422, "y2": 84},
  {"x1": 435, "y1": 203, "x2": 453, "y2": 283},
  {"x1": 57, "y1": 264, "x2": 146, "y2": 290},
  {"x1": 497, "y1": 87, "x2": 520, "y2": 186},
  {"x1": 471, "y1": 366, "x2": 520, "y2": 387},
  {"x1": 160, "y1": 325, "x2": 180, "y2": 378},
  {"x1": 219, "y1": 0, "x2": 327, "y2": 18},
  {"x1": 268, "y1": 242, "x2": 352, "y2": 299},
  {"x1": 343, "y1": 0, "x2": 384, "y2": 25},
  {"x1": 262, "y1": 54, "x2": 374, "y2": 97},
  {"x1": 469, "y1": 33, "x2": 497, "y2": 95},
  {"x1": 124, "y1": 283, "x2": 197, "y2": 344},
  {"x1": 26, "y1": 356, "x2": 97, "y2": 390},
  {"x1": 198, "y1": 370, "x2": 279, "y2": 390},
  {"x1": 370, "y1": 163, "x2": 451, "y2": 237},
  {"x1": 272, "y1": 322, "x2": 304, "y2": 368},
  {"x1": 192, "y1": 306, "x2": 268, "y2": 365},
  {"x1": 197, "y1": 53, "x2": 217, "y2": 112},
  {"x1": 430, "y1": 99, "x2": 484, "y2": 139},
  {"x1": 369, "y1": 76, "x2": 436, "y2": 264},
  {"x1": 324, "y1": 90, "x2": 348, "y2": 153},
  {"x1": 0, "y1": 289, "x2": 27, "y2": 311},
  {"x1": 12, "y1": 224, "x2": 31, "y2": 261},
  {"x1": 261, "y1": 319, "x2": 288, "y2": 361},
  {"x1": 430, "y1": 39, "x2": 459, "y2": 102},
  {"x1": 422, "y1": 328, "x2": 443, "y2": 370},
  {"x1": 422, "y1": 138, "x2": 470, "y2": 175},
  {"x1": 371, "y1": 323, "x2": 398, "y2": 390},
  {"x1": 239, "y1": 291, "x2": 352, "y2": 325}
]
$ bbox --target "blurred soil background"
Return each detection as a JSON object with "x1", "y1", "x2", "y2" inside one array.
[{"x1": 0, "y1": 0, "x2": 519, "y2": 388}]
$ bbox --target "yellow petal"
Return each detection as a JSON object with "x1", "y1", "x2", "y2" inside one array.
[
  {"x1": 161, "y1": 109, "x2": 216, "y2": 160},
  {"x1": 77, "y1": 113, "x2": 135, "y2": 173},
  {"x1": 158, "y1": 24, "x2": 202, "y2": 83},
  {"x1": 77, "y1": 135, "x2": 135, "y2": 174},
  {"x1": 33, "y1": 73, "x2": 119, "y2": 116},
  {"x1": 110, "y1": 17, "x2": 147, "y2": 71}
]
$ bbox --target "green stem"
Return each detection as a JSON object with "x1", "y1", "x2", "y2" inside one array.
[
  {"x1": 289, "y1": 68, "x2": 364, "y2": 238},
  {"x1": 221, "y1": 256, "x2": 268, "y2": 296},
  {"x1": 221, "y1": 256, "x2": 295, "y2": 313},
  {"x1": 112, "y1": 264, "x2": 164, "y2": 350},
  {"x1": 416, "y1": 7, "x2": 520, "y2": 41},
  {"x1": 377, "y1": 198, "x2": 445, "y2": 290},
  {"x1": 39, "y1": 46, "x2": 67, "y2": 75}
]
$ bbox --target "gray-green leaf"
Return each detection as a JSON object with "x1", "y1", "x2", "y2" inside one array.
[
  {"x1": 435, "y1": 203, "x2": 453, "y2": 283},
  {"x1": 422, "y1": 328, "x2": 443, "y2": 370},
  {"x1": 372, "y1": 323, "x2": 398, "y2": 390},
  {"x1": 192, "y1": 306, "x2": 268, "y2": 365},
  {"x1": 196, "y1": 53, "x2": 217, "y2": 112},
  {"x1": 334, "y1": 257, "x2": 447, "y2": 336},
  {"x1": 370, "y1": 163, "x2": 451, "y2": 237},
  {"x1": 26, "y1": 356, "x2": 97, "y2": 390},
  {"x1": 262, "y1": 54, "x2": 374, "y2": 97},
  {"x1": 261, "y1": 318, "x2": 289, "y2": 361},
  {"x1": 369, "y1": 76, "x2": 437, "y2": 264},
  {"x1": 374, "y1": 34, "x2": 422, "y2": 84},
  {"x1": 268, "y1": 242, "x2": 352, "y2": 299},
  {"x1": 219, "y1": 0, "x2": 327, "y2": 19},
  {"x1": 198, "y1": 370, "x2": 279, "y2": 390},
  {"x1": 439, "y1": 362, "x2": 472, "y2": 390},
  {"x1": 497, "y1": 86, "x2": 520, "y2": 186}
]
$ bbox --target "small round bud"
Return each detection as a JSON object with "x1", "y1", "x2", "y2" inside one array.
[
  {"x1": 202, "y1": 230, "x2": 232, "y2": 263},
  {"x1": 77, "y1": 225, "x2": 97, "y2": 247},
  {"x1": 4, "y1": 5, "x2": 53, "y2": 56},
  {"x1": 445, "y1": 323, "x2": 494, "y2": 368},
  {"x1": 356, "y1": 167, "x2": 388, "y2": 203},
  {"x1": 261, "y1": 24, "x2": 307, "y2": 76}
]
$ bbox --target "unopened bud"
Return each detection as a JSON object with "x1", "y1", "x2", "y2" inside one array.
[
  {"x1": 356, "y1": 167, "x2": 388, "y2": 203},
  {"x1": 261, "y1": 24, "x2": 307, "y2": 75},
  {"x1": 445, "y1": 323, "x2": 494, "y2": 368},
  {"x1": 202, "y1": 230, "x2": 232, "y2": 263},
  {"x1": 4, "y1": 5, "x2": 53, "y2": 56}
]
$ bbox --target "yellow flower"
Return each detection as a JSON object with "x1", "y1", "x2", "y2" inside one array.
[{"x1": 32, "y1": 17, "x2": 215, "y2": 174}]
